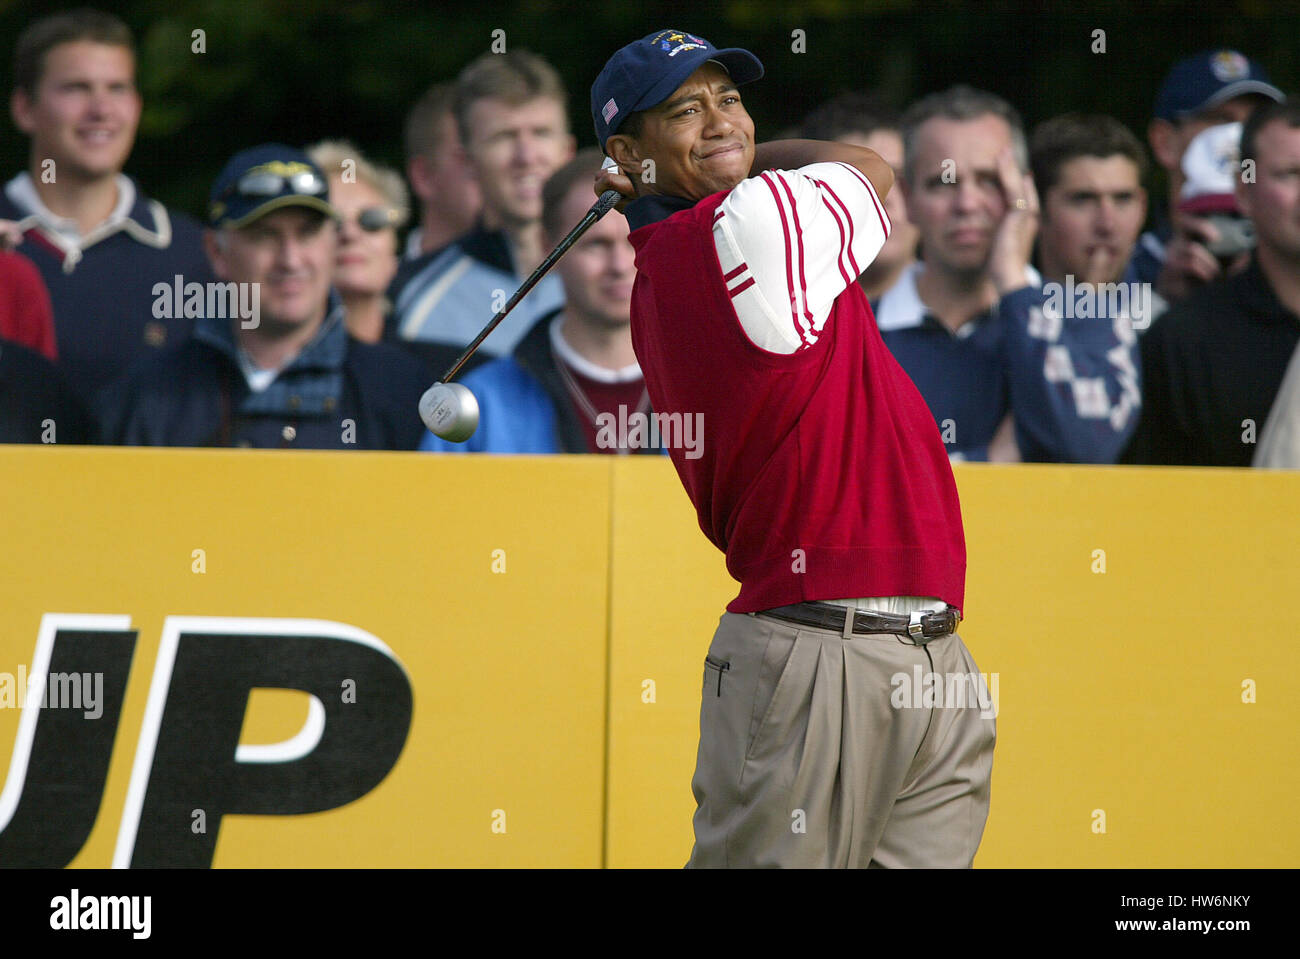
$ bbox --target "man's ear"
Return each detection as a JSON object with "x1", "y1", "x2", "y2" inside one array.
[
  {"x1": 1148, "y1": 119, "x2": 1181, "y2": 172},
  {"x1": 10, "y1": 89, "x2": 35, "y2": 136},
  {"x1": 203, "y1": 229, "x2": 231, "y2": 281},
  {"x1": 406, "y1": 154, "x2": 433, "y2": 203},
  {"x1": 605, "y1": 134, "x2": 641, "y2": 176}
]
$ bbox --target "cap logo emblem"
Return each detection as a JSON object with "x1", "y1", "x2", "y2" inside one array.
[
  {"x1": 246, "y1": 160, "x2": 315, "y2": 177},
  {"x1": 652, "y1": 30, "x2": 708, "y2": 57},
  {"x1": 602, "y1": 98, "x2": 619, "y2": 123},
  {"x1": 1210, "y1": 51, "x2": 1249, "y2": 82}
]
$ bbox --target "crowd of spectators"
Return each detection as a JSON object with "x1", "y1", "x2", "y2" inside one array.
[{"x1": 0, "y1": 9, "x2": 1295, "y2": 467}]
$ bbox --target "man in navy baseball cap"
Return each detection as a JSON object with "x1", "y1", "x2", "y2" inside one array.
[
  {"x1": 1153, "y1": 50, "x2": 1282, "y2": 124},
  {"x1": 1138, "y1": 50, "x2": 1285, "y2": 300},
  {"x1": 588, "y1": 30, "x2": 993, "y2": 871},
  {"x1": 591, "y1": 29, "x2": 763, "y2": 155},
  {"x1": 591, "y1": 30, "x2": 766, "y2": 207},
  {"x1": 99, "y1": 141, "x2": 430, "y2": 449},
  {"x1": 208, "y1": 143, "x2": 337, "y2": 228}
]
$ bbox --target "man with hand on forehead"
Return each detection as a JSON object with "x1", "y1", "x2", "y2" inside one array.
[
  {"x1": 593, "y1": 30, "x2": 994, "y2": 868},
  {"x1": 876, "y1": 89, "x2": 1141, "y2": 465}
]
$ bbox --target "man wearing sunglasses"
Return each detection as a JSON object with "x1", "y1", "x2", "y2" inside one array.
[{"x1": 98, "y1": 144, "x2": 429, "y2": 450}]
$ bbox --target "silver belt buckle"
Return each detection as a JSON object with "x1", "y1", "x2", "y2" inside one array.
[{"x1": 907, "y1": 611, "x2": 927, "y2": 640}]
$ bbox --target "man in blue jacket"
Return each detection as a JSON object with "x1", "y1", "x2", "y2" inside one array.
[
  {"x1": 99, "y1": 144, "x2": 428, "y2": 450},
  {"x1": 421, "y1": 149, "x2": 665, "y2": 456}
]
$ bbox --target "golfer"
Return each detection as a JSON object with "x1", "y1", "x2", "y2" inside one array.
[{"x1": 592, "y1": 30, "x2": 996, "y2": 868}]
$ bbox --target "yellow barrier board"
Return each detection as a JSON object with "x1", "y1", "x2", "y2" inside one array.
[
  {"x1": 603, "y1": 459, "x2": 737, "y2": 868},
  {"x1": 605, "y1": 461, "x2": 1300, "y2": 868},
  {"x1": 2, "y1": 447, "x2": 1296, "y2": 867},
  {"x1": 959, "y1": 464, "x2": 1300, "y2": 867},
  {"x1": 0, "y1": 447, "x2": 610, "y2": 868}
]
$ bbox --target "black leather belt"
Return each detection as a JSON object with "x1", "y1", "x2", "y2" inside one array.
[{"x1": 757, "y1": 601, "x2": 961, "y2": 644}]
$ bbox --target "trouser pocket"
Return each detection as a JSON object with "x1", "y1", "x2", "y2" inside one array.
[
  {"x1": 744, "y1": 631, "x2": 804, "y2": 763},
  {"x1": 703, "y1": 654, "x2": 731, "y2": 696}
]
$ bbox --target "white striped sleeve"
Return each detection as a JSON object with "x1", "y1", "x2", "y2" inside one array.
[{"x1": 713, "y1": 162, "x2": 891, "y2": 354}]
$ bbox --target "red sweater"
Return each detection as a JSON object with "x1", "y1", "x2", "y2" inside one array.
[
  {"x1": 626, "y1": 182, "x2": 966, "y2": 613},
  {"x1": 0, "y1": 250, "x2": 57, "y2": 359}
]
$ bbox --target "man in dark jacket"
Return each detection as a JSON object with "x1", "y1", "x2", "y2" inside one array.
[
  {"x1": 0, "y1": 339, "x2": 91, "y2": 444},
  {"x1": 1125, "y1": 100, "x2": 1300, "y2": 466},
  {"x1": 99, "y1": 144, "x2": 428, "y2": 450}
]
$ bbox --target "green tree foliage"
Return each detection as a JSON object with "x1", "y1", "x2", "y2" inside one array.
[{"x1": 0, "y1": 0, "x2": 1294, "y2": 224}]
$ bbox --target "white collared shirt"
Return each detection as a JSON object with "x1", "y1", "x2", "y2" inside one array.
[
  {"x1": 6, "y1": 171, "x2": 136, "y2": 249},
  {"x1": 548, "y1": 313, "x2": 642, "y2": 383},
  {"x1": 874, "y1": 261, "x2": 1042, "y2": 338},
  {"x1": 235, "y1": 347, "x2": 279, "y2": 393}
]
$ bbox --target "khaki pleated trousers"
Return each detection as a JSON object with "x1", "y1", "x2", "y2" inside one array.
[{"x1": 686, "y1": 599, "x2": 996, "y2": 868}]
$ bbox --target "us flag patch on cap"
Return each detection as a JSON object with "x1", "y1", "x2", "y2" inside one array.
[{"x1": 602, "y1": 98, "x2": 618, "y2": 123}]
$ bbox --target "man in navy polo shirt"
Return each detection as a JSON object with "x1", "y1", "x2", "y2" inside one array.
[
  {"x1": 1, "y1": 9, "x2": 211, "y2": 404},
  {"x1": 593, "y1": 30, "x2": 995, "y2": 868}
]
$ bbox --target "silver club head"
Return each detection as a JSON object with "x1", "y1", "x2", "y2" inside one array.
[{"x1": 419, "y1": 381, "x2": 480, "y2": 442}]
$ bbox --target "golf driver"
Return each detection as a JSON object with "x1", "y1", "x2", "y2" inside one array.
[{"x1": 419, "y1": 158, "x2": 626, "y2": 442}]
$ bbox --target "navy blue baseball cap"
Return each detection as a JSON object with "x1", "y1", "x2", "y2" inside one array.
[
  {"x1": 591, "y1": 29, "x2": 763, "y2": 152},
  {"x1": 1154, "y1": 50, "x2": 1283, "y2": 122},
  {"x1": 209, "y1": 144, "x2": 337, "y2": 227}
]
